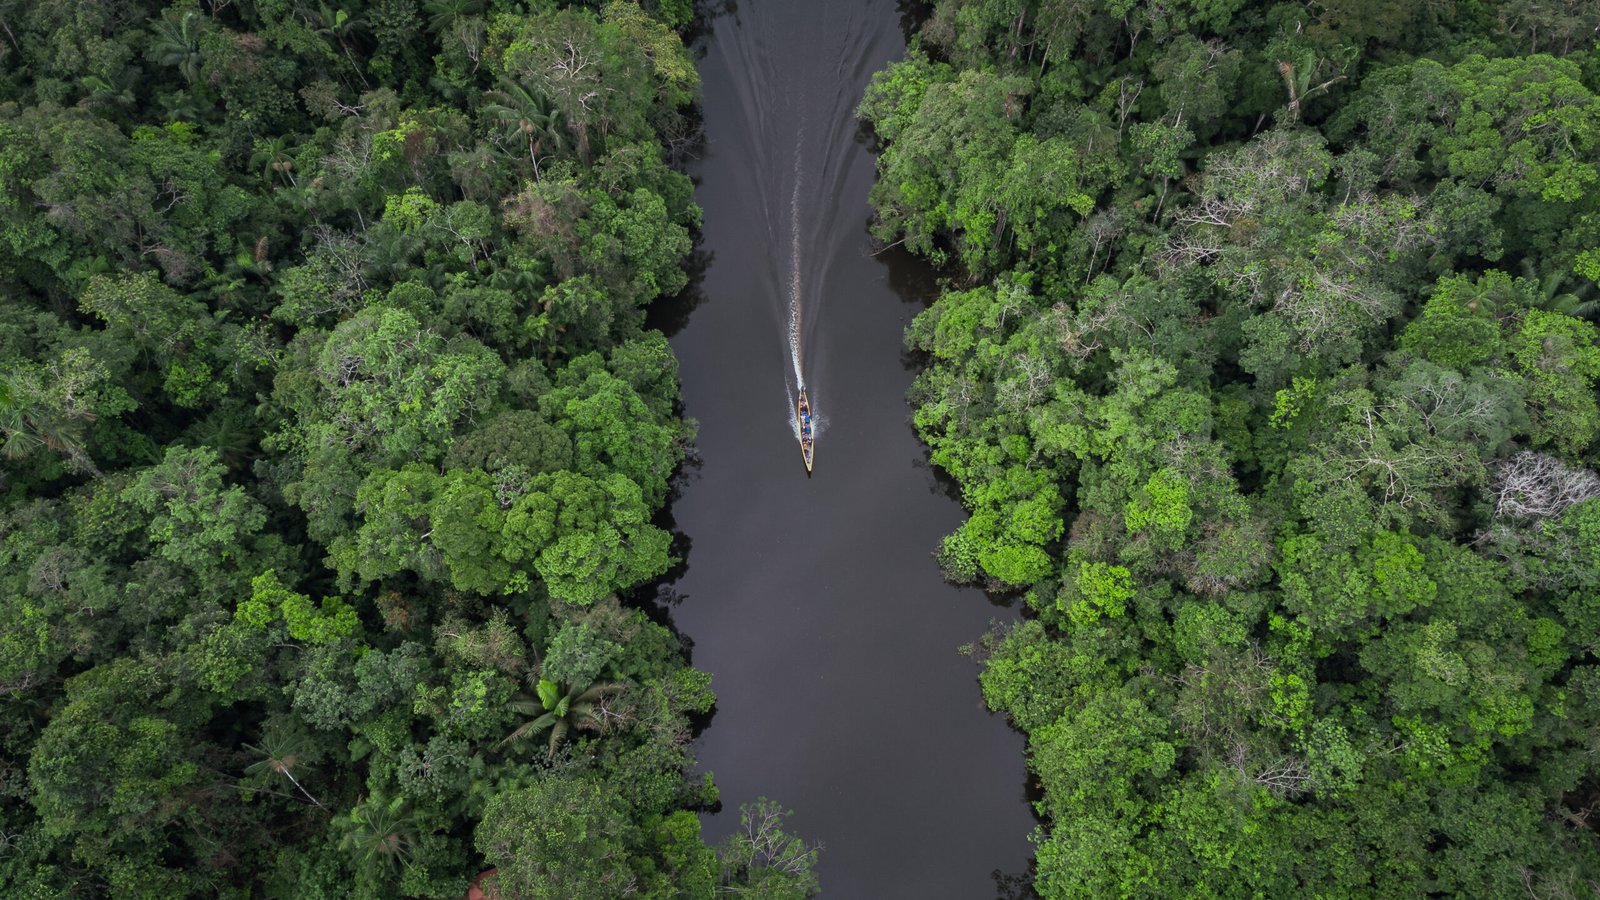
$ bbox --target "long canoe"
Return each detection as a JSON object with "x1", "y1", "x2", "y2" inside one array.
[{"x1": 797, "y1": 392, "x2": 815, "y2": 473}]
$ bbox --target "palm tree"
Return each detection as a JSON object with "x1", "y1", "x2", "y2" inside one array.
[
  {"x1": 336, "y1": 791, "x2": 417, "y2": 882},
  {"x1": 76, "y1": 74, "x2": 135, "y2": 113},
  {"x1": 185, "y1": 403, "x2": 262, "y2": 474},
  {"x1": 1277, "y1": 49, "x2": 1349, "y2": 124},
  {"x1": 500, "y1": 677, "x2": 626, "y2": 761},
  {"x1": 0, "y1": 367, "x2": 100, "y2": 475},
  {"x1": 484, "y1": 76, "x2": 570, "y2": 181},
  {"x1": 1457, "y1": 270, "x2": 1517, "y2": 316},
  {"x1": 251, "y1": 134, "x2": 299, "y2": 187},
  {"x1": 157, "y1": 88, "x2": 207, "y2": 124},
  {"x1": 486, "y1": 260, "x2": 543, "y2": 297},
  {"x1": 244, "y1": 729, "x2": 323, "y2": 808},
  {"x1": 149, "y1": 10, "x2": 209, "y2": 85},
  {"x1": 308, "y1": 4, "x2": 373, "y2": 89},
  {"x1": 423, "y1": 0, "x2": 486, "y2": 33},
  {"x1": 1520, "y1": 258, "x2": 1600, "y2": 319}
]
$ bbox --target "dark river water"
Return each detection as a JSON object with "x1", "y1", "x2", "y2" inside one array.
[{"x1": 647, "y1": 0, "x2": 1037, "y2": 895}]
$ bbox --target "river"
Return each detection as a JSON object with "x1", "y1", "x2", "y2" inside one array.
[{"x1": 646, "y1": 0, "x2": 1037, "y2": 895}]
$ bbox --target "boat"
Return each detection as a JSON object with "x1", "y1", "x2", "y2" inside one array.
[{"x1": 796, "y1": 391, "x2": 815, "y2": 473}]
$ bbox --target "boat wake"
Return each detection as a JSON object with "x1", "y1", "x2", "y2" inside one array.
[
  {"x1": 715, "y1": 0, "x2": 876, "y2": 462},
  {"x1": 788, "y1": 122, "x2": 806, "y2": 394}
]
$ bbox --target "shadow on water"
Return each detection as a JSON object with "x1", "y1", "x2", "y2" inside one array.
[
  {"x1": 880, "y1": 244, "x2": 939, "y2": 311},
  {"x1": 685, "y1": 0, "x2": 739, "y2": 56},
  {"x1": 648, "y1": 243, "x2": 714, "y2": 339},
  {"x1": 874, "y1": 242, "x2": 977, "y2": 512},
  {"x1": 895, "y1": 0, "x2": 935, "y2": 38},
  {"x1": 993, "y1": 867, "x2": 1043, "y2": 900}
]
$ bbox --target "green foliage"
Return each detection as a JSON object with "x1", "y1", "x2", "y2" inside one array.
[
  {"x1": 1277, "y1": 530, "x2": 1436, "y2": 640},
  {"x1": 0, "y1": 347, "x2": 134, "y2": 475},
  {"x1": 27, "y1": 660, "x2": 208, "y2": 869},
  {"x1": 0, "y1": 3, "x2": 777, "y2": 897},
  {"x1": 713, "y1": 800, "x2": 822, "y2": 898},
  {"x1": 543, "y1": 622, "x2": 622, "y2": 687},
  {"x1": 1400, "y1": 273, "x2": 1511, "y2": 370},
  {"x1": 251, "y1": 570, "x2": 360, "y2": 645},
  {"x1": 860, "y1": 60, "x2": 1036, "y2": 271},
  {"x1": 1268, "y1": 376, "x2": 1318, "y2": 428},
  {"x1": 1061, "y1": 561, "x2": 1135, "y2": 627},
  {"x1": 1508, "y1": 309, "x2": 1600, "y2": 456},
  {"x1": 543, "y1": 360, "x2": 687, "y2": 507},
  {"x1": 122, "y1": 446, "x2": 268, "y2": 575},
  {"x1": 476, "y1": 775, "x2": 639, "y2": 900},
  {"x1": 333, "y1": 464, "x2": 673, "y2": 602},
  {"x1": 295, "y1": 304, "x2": 508, "y2": 462},
  {"x1": 952, "y1": 464, "x2": 1065, "y2": 587},
  {"x1": 336, "y1": 791, "x2": 419, "y2": 889},
  {"x1": 1124, "y1": 468, "x2": 1193, "y2": 540},
  {"x1": 500, "y1": 675, "x2": 626, "y2": 761},
  {"x1": 869, "y1": 1, "x2": 1600, "y2": 894}
]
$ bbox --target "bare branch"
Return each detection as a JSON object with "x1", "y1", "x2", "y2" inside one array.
[{"x1": 1491, "y1": 451, "x2": 1600, "y2": 520}]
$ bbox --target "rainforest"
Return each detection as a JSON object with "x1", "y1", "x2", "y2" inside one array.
[{"x1": 1, "y1": 0, "x2": 1599, "y2": 897}]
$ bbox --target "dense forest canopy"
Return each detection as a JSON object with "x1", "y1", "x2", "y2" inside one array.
[
  {"x1": 7, "y1": 0, "x2": 1600, "y2": 894},
  {"x1": 862, "y1": 0, "x2": 1600, "y2": 895},
  {"x1": 0, "y1": 1, "x2": 818, "y2": 897}
]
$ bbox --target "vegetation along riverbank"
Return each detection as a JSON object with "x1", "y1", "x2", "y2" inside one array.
[
  {"x1": 862, "y1": 1, "x2": 1600, "y2": 895},
  {"x1": 0, "y1": 2, "x2": 816, "y2": 897}
]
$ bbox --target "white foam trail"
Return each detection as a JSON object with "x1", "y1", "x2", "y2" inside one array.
[{"x1": 788, "y1": 116, "x2": 805, "y2": 393}]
